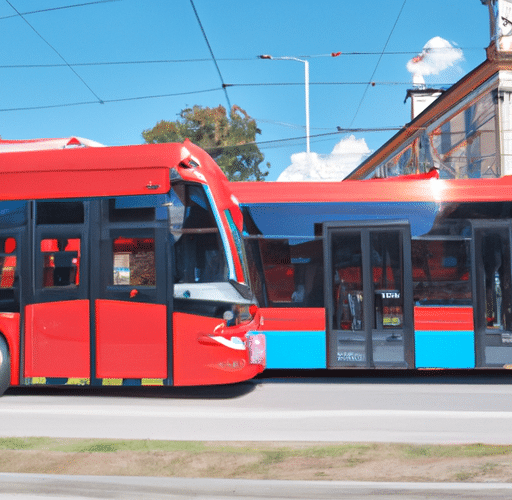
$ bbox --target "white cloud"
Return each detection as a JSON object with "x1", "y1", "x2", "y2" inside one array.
[
  {"x1": 407, "y1": 36, "x2": 464, "y2": 84},
  {"x1": 277, "y1": 135, "x2": 371, "y2": 181}
]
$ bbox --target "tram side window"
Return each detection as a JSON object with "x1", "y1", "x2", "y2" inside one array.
[
  {"x1": 113, "y1": 237, "x2": 156, "y2": 286},
  {"x1": 244, "y1": 238, "x2": 266, "y2": 306},
  {"x1": 411, "y1": 239, "x2": 471, "y2": 305},
  {"x1": 37, "y1": 201, "x2": 84, "y2": 224},
  {"x1": 41, "y1": 238, "x2": 81, "y2": 287},
  {"x1": 0, "y1": 237, "x2": 18, "y2": 312},
  {"x1": 108, "y1": 195, "x2": 168, "y2": 222},
  {"x1": 172, "y1": 184, "x2": 228, "y2": 284},
  {"x1": 259, "y1": 239, "x2": 293, "y2": 304},
  {"x1": 257, "y1": 238, "x2": 324, "y2": 307}
]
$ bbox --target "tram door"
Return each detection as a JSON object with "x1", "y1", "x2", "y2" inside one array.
[
  {"x1": 472, "y1": 222, "x2": 512, "y2": 367},
  {"x1": 325, "y1": 222, "x2": 413, "y2": 368}
]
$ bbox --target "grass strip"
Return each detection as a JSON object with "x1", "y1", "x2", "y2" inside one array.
[{"x1": 0, "y1": 438, "x2": 511, "y2": 482}]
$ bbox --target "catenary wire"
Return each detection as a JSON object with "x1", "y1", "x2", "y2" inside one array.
[
  {"x1": 210, "y1": 127, "x2": 410, "y2": 149},
  {"x1": 201, "y1": 124, "x2": 428, "y2": 152},
  {"x1": 224, "y1": 81, "x2": 454, "y2": 87},
  {"x1": 0, "y1": 48, "x2": 483, "y2": 68},
  {"x1": 189, "y1": 0, "x2": 231, "y2": 110},
  {"x1": 4, "y1": 0, "x2": 104, "y2": 104},
  {"x1": 349, "y1": 0, "x2": 408, "y2": 127},
  {"x1": 0, "y1": 0, "x2": 121, "y2": 20},
  {"x1": 0, "y1": 88, "x2": 221, "y2": 112}
]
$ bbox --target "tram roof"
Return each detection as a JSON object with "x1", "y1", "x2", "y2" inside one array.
[
  {"x1": 0, "y1": 140, "x2": 231, "y2": 202},
  {"x1": 231, "y1": 175, "x2": 512, "y2": 204}
]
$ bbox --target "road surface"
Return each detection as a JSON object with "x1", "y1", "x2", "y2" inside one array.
[
  {"x1": 1, "y1": 474, "x2": 512, "y2": 500},
  {"x1": 0, "y1": 371, "x2": 511, "y2": 443}
]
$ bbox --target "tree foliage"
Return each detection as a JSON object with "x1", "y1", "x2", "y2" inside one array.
[{"x1": 142, "y1": 105, "x2": 270, "y2": 181}]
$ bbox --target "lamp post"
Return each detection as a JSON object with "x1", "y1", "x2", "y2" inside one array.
[{"x1": 259, "y1": 54, "x2": 310, "y2": 153}]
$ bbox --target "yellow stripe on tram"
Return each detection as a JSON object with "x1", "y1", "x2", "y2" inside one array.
[
  {"x1": 66, "y1": 378, "x2": 90, "y2": 386},
  {"x1": 102, "y1": 378, "x2": 123, "y2": 386},
  {"x1": 141, "y1": 379, "x2": 164, "y2": 386},
  {"x1": 29, "y1": 377, "x2": 46, "y2": 385}
]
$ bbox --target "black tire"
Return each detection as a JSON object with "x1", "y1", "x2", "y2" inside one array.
[{"x1": 0, "y1": 336, "x2": 10, "y2": 396}]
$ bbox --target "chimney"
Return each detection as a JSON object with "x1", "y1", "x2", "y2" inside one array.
[{"x1": 405, "y1": 87, "x2": 444, "y2": 119}]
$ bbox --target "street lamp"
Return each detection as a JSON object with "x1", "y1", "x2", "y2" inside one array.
[{"x1": 259, "y1": 54, "x2": 310, "y2": 153}]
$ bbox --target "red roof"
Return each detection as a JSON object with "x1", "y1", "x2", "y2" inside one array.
[
  {"x1": 231, "y1": 176, "x2": 512, "y2": 204},
  {"x1": 0, "y1": 140, "x2": 230, "y2": 204},
  {"x1": 0, "y1": 137, "x2": 104, "y2": 152}
]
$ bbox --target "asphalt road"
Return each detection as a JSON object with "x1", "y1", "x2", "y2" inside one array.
[
  {"x1": 2, "y1": 372, "x2": 512, "y2": 499},
  {"x1": 1, "y1": 474, "x2": 512, "y2": 500},
  {"x1": 0, "y1": 371, "x2": 512, "y2": 443}
]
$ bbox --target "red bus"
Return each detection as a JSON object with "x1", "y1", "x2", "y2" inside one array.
[
  {"x1": 233, "y1": 176, "x2": 512, "y2": 372},
  {"x1": 0, "y1": 138, "x2": 265, "y2": 395}
]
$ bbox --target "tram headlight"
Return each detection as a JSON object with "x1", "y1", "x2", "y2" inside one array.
[
  {"x1": 223, "y1": 309, "x2": 235, "y2": 326},
  {"x1": 223, "y1": 303, "x2": 258, "y2": 326},
  {"x1": 247, "y1": 333, "x2": 266, "y2": 366}
]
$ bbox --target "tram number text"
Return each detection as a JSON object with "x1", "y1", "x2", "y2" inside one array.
[{"x1": 337, "y1": 351, "x2": 365, "y2": 362}]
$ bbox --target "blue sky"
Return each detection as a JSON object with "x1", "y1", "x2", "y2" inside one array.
[{"x1": 0, "y1": 0, "x2": 491, "y2": 180}]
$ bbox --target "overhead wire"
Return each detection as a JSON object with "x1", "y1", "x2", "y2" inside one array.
[
  {"x1": 0, "y1": 87, "x2": 221, "y2": 112},
  {"x1": 0, "y1": 0, "x2": 472, "y2": 151},
  {"x1": 0, "y1": 0, "x2": 121, "y2": 20},
  {"x1": 0, "y1": 47, "x2": 482, "y2": 68},
  {"x1": 189, "y1": 0, "x2": 231, "y2": 110},
  {"x1": 201, "y1": 123, "x2": 430, "y2": 153},
  {"x1": 225, "y1": 81, "x2": 454, "y2": 87},
  {"x1": 349, "y1": 0, "x2": 408, "y2": 127},
  {"x1": 5, "y1": 0, "x2": 104, "y2": 104},
  {"x1": 297, "y1": 49, "x2": 481, "y2": 57},
  {"x1": 208, "y1": 127, "x2": 409, "y2": 150}
]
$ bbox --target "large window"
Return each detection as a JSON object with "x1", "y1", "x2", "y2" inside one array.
[
  {"x1": 371, "y1": 92, "x2": 498, "y2": 179},
  {"x1": 171, "y1": 184, "x2": 227, "y2": 284},
  {"x1": 411, "y1": 238, "x2": 471, "y2": 305},
  {"x1": 431, "y1": 93, "x2": 497, "y2": 178},
  {"x1": 247, "y1": 237, "x2": 324, "y2": 308}
]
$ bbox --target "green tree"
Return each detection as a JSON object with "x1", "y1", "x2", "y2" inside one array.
[{"x1": 142, "y1": 105, "x2": 270, "y2": 181}]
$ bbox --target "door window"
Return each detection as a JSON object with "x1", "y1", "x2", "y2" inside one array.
[
  {"x1": 371, "y1": 231, "x2": 403, "y2": 329},
  {"x1": 113, "y1": 237, "x2": 155, "y2": 286},
  {"x1": 41, "y1": 238, "x2": 80, "y2": 288},
  {"x1": 332, "y1": 232, "x2": 364, "y2": 331},
  {"x1": 480, "y1": 229, "x2": 512, "y2": 332},
  {"x1": 0, "y1": 237, "x2": 18, "y2": 312},
  {"x1": 370, "y1": 230, "x2": 406, "y2": 365}
]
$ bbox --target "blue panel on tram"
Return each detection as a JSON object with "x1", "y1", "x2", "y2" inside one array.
[
  {"x1": 415, "y1": 330, "x2": 475, "y2": 368},
  {"x1": 265, "y1": 330, "x2": 326, "y2": 369}
]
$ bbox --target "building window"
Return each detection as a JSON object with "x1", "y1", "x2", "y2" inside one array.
[
  {"x1": 371, "y1": 92, "x2": 498, "y2": 179},
  {"x1": 431, "y1": 93, "x2": 497, "y2": 178}
]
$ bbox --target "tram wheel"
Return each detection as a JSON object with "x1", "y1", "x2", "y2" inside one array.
[{"x1": 0, "y1": 336, "x2": 11, "y2": 396}]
